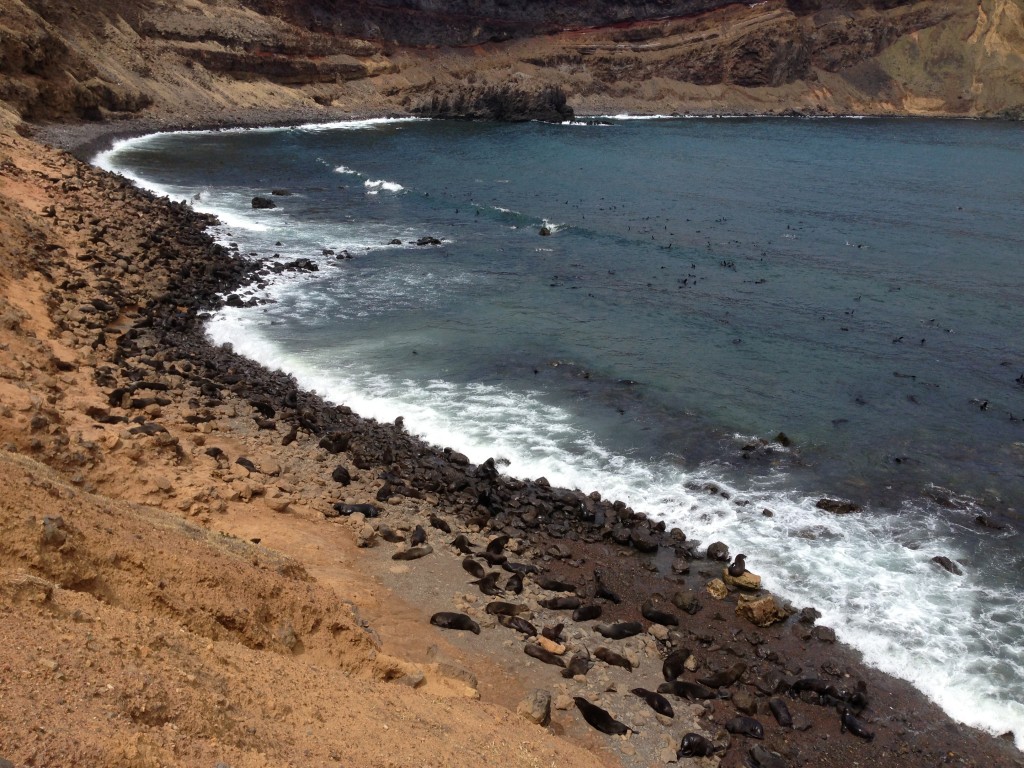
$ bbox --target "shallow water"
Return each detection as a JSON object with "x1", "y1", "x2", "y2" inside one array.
[{"x1": 97, "y1": 116, "x2": 1024, "y2": 746}]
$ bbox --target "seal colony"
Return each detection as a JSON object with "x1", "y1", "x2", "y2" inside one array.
[{"x1": 0, "y1": 117, "x2": 1022, "y2": 768}]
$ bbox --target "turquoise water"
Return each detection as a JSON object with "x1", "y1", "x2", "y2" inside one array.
[{"x1": 98, "y1": 117, "x2": 1024, "y2": 746}]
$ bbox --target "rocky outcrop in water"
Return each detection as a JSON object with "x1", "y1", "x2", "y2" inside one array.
[{"x1": 413, "y1": 82, "x2": 574, "y2": 122}]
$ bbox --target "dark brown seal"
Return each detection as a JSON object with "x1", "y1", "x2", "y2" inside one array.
[
  {"x1": 595, "y1": 647, "x2": 632, "y2": 672},
  {"x1": 573, "y1": 696, "x2": 636, "y2": 735},
  {"x1": 429, "y1": 612, "x2": 480, "y2": 634},
  {"x1": 524, "y1": 643, "x2": 565, "y2": 667},
  {"x1": 725, "y1": 715, "x2": 765, "y2": 739},
  {"x1": 594, "y1": 621, "x2": 643, "y2": 639},
  {"x1": 630, "y1": 688, "x2": 674, "y2": 718}
]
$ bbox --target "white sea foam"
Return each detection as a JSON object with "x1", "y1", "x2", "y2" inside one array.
[
  {"x1": 334, "y1": 165, "x2": 359, "y2": 175},
  {"x1": 364, "y1": 179, "x2": 404, "y2": 194},
  {"x1": 202, "y1": 307, "x2": 1024, "y2": 749}
]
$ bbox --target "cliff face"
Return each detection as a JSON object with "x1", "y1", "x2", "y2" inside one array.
[{"x1": 1, "y1": 0, "x2": 1022, "y2": 125}]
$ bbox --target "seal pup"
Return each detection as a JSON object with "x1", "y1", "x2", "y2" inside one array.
[
  {"x1": 486, "y1": 535, "x2": 510, "y2": 554},
  {"x1": 462, "y1": 557, "x2": 486, "y2": 579},
  {"x1": 471, "y1": 572, "x2": 503, "y2": 596},
  {"x1": 595, "y1": 621, "x2": 643, "y2": 640},
  {"x1": 505, "y1": 572, "x2": 524, "y2": 594},
  {"x1": 594, "y1": 647, "x2": 632, "y2": 672},
  {"x1": 539, "y1": 596, "x2": 581, "y2": 611},
  {"x1": 769, "y1": 697, "x2": 793, "y2": 727},
  {"x1": 331, "y1": 502, "x2": 381, "y2": 518},
  {"x1": 377, "y1": 525, "x2": 405, "y2": 543},
  {"x1": 725, "y1": 716, "x2": 764, "y2": 739},
  {"x1": 409, "y1": 525, "x2": 427, "y2": 546},
  {"x1": 561, "y1": 650, "x2": 593, "y2": 678},
  {"x1": 502, "y1": 560, "x2": 539, "y2": 575},
  {"x1": 524, "y1": 644, "x2": 566, "y2": 667},
  {"x1": 698, "y1": 662, "x2": 746, "y2": 689},
  {"x1": 497, "y1": 614, "x2": 537, "y2": 636},
  {"x1": 429, "y1": 514, "x2": 451, "y2": 533},
  {"x1": 572, "y1": 603, "x2": 602, "y2": 622},
  {"x1": 657, "y1": 681, "x2": 717, "y2": 700},
  {"x1": 839, "y1": 707, "x2": 874, "y2": 741},
  {"x1": 677, "y1": 733, "x2": 721, "y2": 758},
  {"x1": 451, "y1": 534, "x2": 475, "y2": 554},
  {"x1": 485, "y1": 601, "x2": 529, "y2": 617},
  {"x1": 728, "y1": 553, "x2": 747, "y2": 578},
  {"x1": 593, "y1": 569, "x2": 621, "y2": 603},
  {"x1": 630, "y1": 688, "x2": 674, "y2": 718},
  {"x1": 536, "y1": 577, "x2": 577, "y2": 593},
  {"x1": 573, "y1": 697, "x2": 637, "y2": 736},
  {"x1": 662, "y1": 648, "x2": 692, "y2": 682},
  {"x1": 392, "y1": 544, "x2": 433, "y2": 561},
  {"x1": 541, "y1": 623, "x2": 565, "y2": 642},
  {"x1": 480, "y1": 550, "x2": 507, "y2": 566},
  {"x1": 430, "y1": 612, "x2": 480, "y2": 634}
]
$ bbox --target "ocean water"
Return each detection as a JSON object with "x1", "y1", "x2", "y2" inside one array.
[{"x1": 97, "y1": 116, "x2": 1024, "y2": 747}]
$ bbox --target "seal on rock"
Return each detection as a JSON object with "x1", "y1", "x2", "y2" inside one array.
[
  {"x1": 497, "y1": 614, "x2": 537, "y2": 636},
  {"x1": 462, "y1": 557, "x2": 486, "y2": 579},
  {"x1": 539, "y1": 596, "x2": 581, "y2": 610},
  {"x1": 572, "y1": 603, "x2": 603, "y2": 622},
  {"x1": 392, "y1": 544, "x2": 433, "y2": 560},
  {"x1": 839, "y1": 707, "x2": 874, "y2": 741},
  {"x1": 728, "y1": 553, "x2": 747, "y2": 577},
  {"x1": 662, "y1": 648, "x2": 692, "y2": 682},
  {"x1": 595, "y1": 647, "x2": 633, "y2": 672},
  {"x1": 698, "y1": 662, "x2": 746, "y2": 688},
  {"x1": 524, "y1": 644, "x2": 565, "y2": 667},
  {"x1": 657, "y1": 681, "x2": 717, "y2": 700}
]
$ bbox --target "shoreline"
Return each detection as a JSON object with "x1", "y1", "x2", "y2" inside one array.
[{"x1": 3, "y1": 111, "x2": 1022, "y2": 767}]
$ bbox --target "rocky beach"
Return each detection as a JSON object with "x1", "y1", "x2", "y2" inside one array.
[
  {"x1": 0, "y1": 110, "x2": 1020, "y2": 767},
  {"x1": 2, "y1": 0, "x2": 1024, "y2": 765}
]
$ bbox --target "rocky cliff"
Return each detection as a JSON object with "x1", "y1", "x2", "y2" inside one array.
[{"x1": 1, "y1": 0, "x2": 1022, "y2": 127}]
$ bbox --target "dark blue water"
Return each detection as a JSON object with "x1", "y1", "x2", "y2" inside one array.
[{"x1": 98, "y1": 116, "x2": 1024, "y2": 744}]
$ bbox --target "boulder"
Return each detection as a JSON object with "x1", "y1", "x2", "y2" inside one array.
[
  {"x1": 706, "y1": 578, "x2": 728, "y2": 600},
  {"x1": 723, "y1": 568, "x2": 762, "y2": 590},
  {"x1": 251, "y1": 196, "x2": 276, "y2": 209},
  {"x1": 736, "y1": 595, "x2": 789, "y2": 627},
  {"x1": 517, "y1": 689, "x2": 552, "y2": 726},
  {"x1": 815, "y1": 498, "x2": 861, "y2": 514}
]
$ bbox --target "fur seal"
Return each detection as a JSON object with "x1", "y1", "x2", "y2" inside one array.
[
  {"x1": 330, "y1": 502, "x2": 381, "y2": 518},
  {"x1": 594, "y1": 647, "x2": 632, "y2": 672},
  {"x1": 502, "y1": 561, "x2": 539, "y2": 575},
  {"x1": 698, "y1": 662, "x2": 746, "y2": 689},
  {"x1": 479, "y1": 551, "x2": 507, "y2": 566},
  {"x1": 430, "y1": 612, "x2": 480, "y2": 634},
  {"x1": 677, "y1": 733, "x2": 721, "y2": 758},
  {"x1": 839, "y1": 707, "x2": 874, "y2": 741},
  {"x1": 630, "y1": 688, "x2": 674, "y2": 718},
  {"x1": 541, "y1": 623, "x2": 564, "y2": 642},
  {"x1": 595, "y1": 621, "x2": 644, "y2": 640},
  {"x1": 593, "y1": 569, "x2": 621, "y2": 603},
  {"x1": 486, "y1": 535, "x2": 510, "y2": 554},
  {"x1": 791, "y1": 677, "x2": 830, "y2": 696},
  {"x1": 505, "y1": 572, "x2": 524, "y2": 594},
  {"x1": 769, "y1": 697, "x2": 793, "y2": 727},
  {"x1": 657, "y1": 681, "x2": 717, "y2": 700},
  {"x1": 641, "y1": 596, "x2": 679, "y2": 626},
  {"x1": 471, "y1": 572, "x2": 503, "y2": 596},
  {"x1": 378, "y1": 525, "x2": 405, "y2": 543},
  {"x1": 662, "y1": 648, "x2": 692, "y2": 682},
  {"x1": 539, "y1": 596, "x2": 581, "y2": 611},
  {"x1": 497, "y1": 614, "x2": 537, "y2": 636},
  {"x1": 536, "y1": 577, "x2": 577, "y2": 593},
  {"x1": 725, "y1": 715, "x2": 765, "y2": 739},
  {"x1": 485, "y1": 601, "x2": 529, "y2": 617},
  {"x1": 573, "y1": 697, "x2": 636, "y2": 735},
  {"x1": 392, "y1": 544, "x2": 433, "y2": 560},
  {"x1": 451, "y1": 534, "x2": 475, "y2": 554},
  {"x1": 561, "y1": 651, "x2": 593, "y2": 678},
  {"x1": 410, "y1": 525, "x2": 427, "y2": 546},
  {"x1": 524, "y1": 643, "x2": 566, "y2": 668},
  {"x1": 572, "y1": 603, "x2": 603, "y2": 622},
  {"x1": 462, "y1": 557, "x2": 486, "y2": 579},
  {"x1": 728, "y1": 553, "x2": 747, "y2": 578},
  {"x1": 429, "y1": 514, "x2": 451, "y2": 533}
]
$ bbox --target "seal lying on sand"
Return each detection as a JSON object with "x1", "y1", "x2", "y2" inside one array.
[{"x1": 430, "y1": 612, "x2": 480, "y2": 634}]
